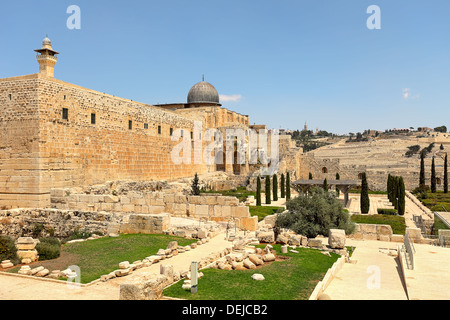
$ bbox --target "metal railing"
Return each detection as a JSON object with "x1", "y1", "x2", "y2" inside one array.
[
  {"x1": 403, "y1": 233, "x2": 415, "y2": 270},
  {"x1": 413, "y1": 215, "x2": 427, "y2": 234}
]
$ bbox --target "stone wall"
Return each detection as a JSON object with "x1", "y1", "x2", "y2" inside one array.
[
  {"x1": 0, "y1": 208, "x2": 120, "y2": 239},
  {"x1": 349, "y1": 223, "x2": 404, "y2": 242},
  {"x1": 49, "y1": 189, "x2": 251, "y2": 221},
  {"x1": 0, "y1": 75, "x2": 48, "y2": 209},
  {"x1": 0, "y1": 74, "x2": 215, "y2": 209}
]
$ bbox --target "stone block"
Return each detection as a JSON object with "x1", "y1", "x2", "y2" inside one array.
[
  {"x1": 104, "y1": 195, "x2": 119, "y2": 203},
  {"x1": 257, "y1": 231, "x2": 275, "y2": 243},
  {"x1": 307, "y1": 239, "x2": 323, "y2": 248},
  {"x1": 195, "y1": 205, "x2": 209, "y2": 217},
  {"x1": 391, "y1": 234, "x2": 404, "y2": 243},
  {"x1": 234, "y1": 206, "x2": 250, "y2": 218},
  {"x1": 238, "y1": 216, "x2": 258, "y2": 231},
  {"x1": 328, "y1": 229, "x2": 346, "y2": 249},
  {"x1": 120, "y1": 274, "x2": 169, "y2": 300},
  {"x1": 359, "y1": 223, "x2": 377, "y2": 234},
  {"x1": 377, "y1": 225, "x2": 393, "y2": 235}
]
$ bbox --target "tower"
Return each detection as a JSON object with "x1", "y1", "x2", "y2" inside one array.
[{"x1": 34, "y1": 36, "x2": 59, "y2": 77}]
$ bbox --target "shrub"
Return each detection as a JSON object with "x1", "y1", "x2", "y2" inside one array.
[
  {"x1": 377, "y1": 208, "x2": 398, "y2": 215},
  {"x1": 36, "y1": 237, "x2": 61, "y2": 261},
  {"x1": 32, "y1": 223, "x2": 45, "y2": 238},
  {"x1": 0, "y1": 235, "x2": 19, "y2": 264},
  {"x1": 276, "y1": 187, "x2": 355, "y2": 238}
]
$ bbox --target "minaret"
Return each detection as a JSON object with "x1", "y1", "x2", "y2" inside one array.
[{"x1": 34, "y1": 36, "x2": 59, "y2": 77}]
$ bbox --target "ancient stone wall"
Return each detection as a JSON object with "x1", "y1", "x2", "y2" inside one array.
[
  {"x1": 50, "y1": 189, "x2": 251, "y2": 221},
  {"x1": 0, "y1": 208, "x2": 119, "y2": 239},
  {"x1": 0, "y1": 75, "x2": 49, "y2": 209},
  {"x1": 0, "y1": 74, "x2": 219, "y2": 208}
]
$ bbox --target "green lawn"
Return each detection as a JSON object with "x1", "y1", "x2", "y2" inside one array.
[
  {"x1": 163, "y1": 245, "x2": 339, "y2": 300},
  {"x1": 10, "y1": 234, "x2": 196, "y2": 284},
  {"x1": 351, "y1": 214, "x2": 406, "y2": 235},
  {"x1": 249, "y1": 206, "x2": 284, "y2": 221},
  {"x1": 418, "y1": 191, "x2": 450, "y2": 212}
]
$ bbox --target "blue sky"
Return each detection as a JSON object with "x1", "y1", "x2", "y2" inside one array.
[{"x1": 1, "y1": 1, "x2": 450, "y2": 134}]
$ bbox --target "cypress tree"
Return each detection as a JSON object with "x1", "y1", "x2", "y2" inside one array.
[
  {"x1": 398, "y1": 176, "x2": 406, "y2": 215},
  {"x1": 286, "y1": 172, "x2": 291, "y2": 200},
  {"x1": 265, "y1": 175, "x2": 271, "y2": 204},
  {"x1": 273, "y1": 174, "x2": 278, "y2": 201},
  {"x1": 256, "y1": 176, "x2": 262, "y2": 206},
  {"x1": 323, "y1": 178, "x2": 328, "y2": 191},
  {"x1": 191, "y1": 173, "x2": 200, "y2": 195},
  {"x1": 280, "y1": 173, "x2": 285, "y2": 198},
  {"x1": 393, "y1": 176, "x2": 399, "y2": 209},
  {"x1": 360, "y1": 172, "x2": 370, "y2": 214},
  {"x1": 444, "y1": 153, "x2": 448, "y2": 194},
  {"x1": 336, "y1": 173, "x2": 340, "y2": 197},
  {"x1": 419, "y1": 151, "x2": 425, "y2": 188},
  {"x1": 431, "y1": 156, "x2": 436, "y2": 193},
  {"x1": 387, "y1": 174, "x2": 392, "y2": 203}
]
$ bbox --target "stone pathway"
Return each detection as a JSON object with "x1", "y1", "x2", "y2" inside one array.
[
  {"x1": 0, "y1": 232, "x2": 232, "y2": 300},
  {"x1": 322, "y1": 238, "x2": 408, "y2": 300}
]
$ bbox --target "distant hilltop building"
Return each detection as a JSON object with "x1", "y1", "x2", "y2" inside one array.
[
  {"x1": 385, "y1": 128, "x2": 410, "y2": 134},
  {"x1": 0, "y1": 37, "x2": 301, "y2": 208}
]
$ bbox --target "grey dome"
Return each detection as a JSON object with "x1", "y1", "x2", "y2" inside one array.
[{"x1": 187, "y1": 81, "x2": 220, "y2": 105}]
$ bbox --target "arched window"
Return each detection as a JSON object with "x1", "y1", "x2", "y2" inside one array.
[
  {"x1": 358, "y1": 173, "x2": 364, "y2": 179},
  {"x1": 322, "y1": 167, "x2": 328, "y2": 174}
]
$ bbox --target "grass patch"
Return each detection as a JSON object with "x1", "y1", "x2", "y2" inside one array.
[
  {"x1": 163, "y1": 245, "x2": 339, "y2": 300},
  {"x1": 433, "y1": 214, "x2": 450, "y2": 235},
  {"x1": 351, "y1": 214, "x2": 406, "y2": 235},
  {"x1": 416, "y1": 191, "x2": 450, "y2": 212},
  {"x1": 9, "y1": 234, "x2": 196, "y2": 284},
  {"x1": 249, "y1": 206, "x2": 284, "y2": 221},
  {"x1": 202, "y1": 186, "x2": 255, "y2": 202}
]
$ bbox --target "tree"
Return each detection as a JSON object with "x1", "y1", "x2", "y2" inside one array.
[
  {"x1": 360, "y1": 172, "x2": 370, "y2": 214},
  {"x1": 398, "y1": 177, "x2": 406, "y2": 215},
  {"x1": 286, "y1": 172, "x2": 291, "y2": 200},
  {"x1": 393, "y1": 176, "x2": 399, "y2": 208},
  {"x1": 440, "y1": 144, "x2": 445, "y2": 150},
  {"x1": 387, "y1": 174, "x2": 392, "y2": 203},
  {"x1": 335, "y1": 173, "x2": 340, "y2": 197},
  {"x1": 256, "y1": 176, "x2": 262, "y2": 206},
  {"x1": 265, "y1": 175, "x2": 271, "y2": 204},
  {"x1": 419, "y1": 151, "x2": 426, "y2": 188},
  {"x1": 273, "y1": 174, "x2": 278, "y2": 201},
  {"x1": 431, "y1": 156, "x2": 436, "y2": 193},
  {"x1": 191, "y1": 173, "x2": 200, "y2": 195},
  {"x1": 275, "y1": 187, "x2": 355, "y2": 238},
  {"x1": 323, "y1": 178, "x2": 328, "y2": 191},
  {"x1": 280, "y1": 173, "x2": 285, "y2": 198},
  {"x1": 445, "y1": 153, "x2": 448, "y2": 194},
  {"x1": 434, "y1": 125, "x2": 447, "y2": 133}
]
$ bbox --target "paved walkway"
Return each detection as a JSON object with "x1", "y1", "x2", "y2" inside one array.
[
  {"x1": 323, "y1": 238, "x2": 408, "y2": 300},
  {"x1": 403, "y1": 242, "x2": 450, "y2": 300},
  {"x1": 0, "y1": 232, "x2": 232, "y2": 300}
]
